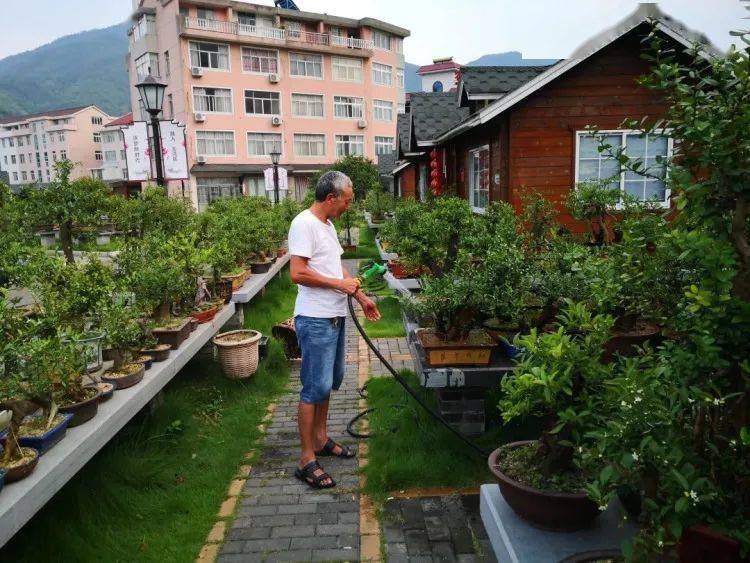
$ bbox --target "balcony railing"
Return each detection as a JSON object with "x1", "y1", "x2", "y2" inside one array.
[{"x1": 183, "y1": 18, "x2": 375, "y2": 50}]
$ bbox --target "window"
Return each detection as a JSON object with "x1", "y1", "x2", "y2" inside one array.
[
  {"x1": 168, "y1": 94, "x2": 174, "y2": 119},
  {"x1": 244, "y1": 90, "x2": 280, "y2": 115},
  {"x1": 247, "y1": 132, "x2": 282, "y2": 157},
  {"x1": 12, "y1": 173, "x2": 18, "y2": 182},
  {"x1": 334, "y1": 96, "x2": 364, "y2": 119},
  {"x1": 164, "y1": 50, "x2": 171, "y2": 77},
  {"x1": 575, "y1": 131, "x2": 671, "y2": 205},
  {"x1": 60, "y1": 150, "x2": 67, "y2": 160},
  {"x1": 2, "y1": 156, "x2": 6, "y2": 165},
  {"x1": 104, "y1": 150, "x2": 117, "y2": 162},
  {"x1": 19, "y1": 154, "x2": 25, "y2": 164},
  {"x1": 294, "y1": 134, "x2": 325, "y2": 156},
  {"x1": 95, "y1": 150, "x2": 103, "y2": 161},
  {"x1": 432, "y1": 81, "x2": 444, "y2": 92},
  {"x1": 17, "y1": 137, "x2": 23, "y2": 147},
  {"x1": 134, "y1": 14, "x2": 156, "y2": 40},
  {"x1": 91, "y1": 169, "x2": 103, "y2": 180},
  {"x1": 332, "y1": 57, "x2": 362, "y2": 82},
  {"x1": 179, "y1": 6, "x2": 188, "y2": 18},
  {"x1": 21, "y1": 172, "x2": 27, "y2": 181},
  {"x1": 289, "y1": 53, "x2": 322, "y2": 78},
  {"x1": 10, "y1": 155, "x2": 16, "y2": 164},
  {"x1": 122, "y1": 168, "x2": 128, "y2": 179},
  {"x1": 398, "y1": 102, "x2": 406, "y2": 114},
  {"x1": 196, "y1": 177, "x2": 243, "y2": 211},
  {"x1": 93, "y1": 132, "x2": 101, "y2": 143},
  {"x1": 291, "y1": 94, "x2": 324, "y2": 117},
  {"x1": 372, "y1": 63, "x2": 392, "y2": 86},
  {"x1": 285, "y1": 21, "x2": 302, "y2": 39},
  {"x1": 375, "y1": 136, "x2": 395, "y2": 155},
  {"x1": 469, "y1": 145, "x2": 490, "y2": 211},
  {"x1": 135, "y1": 52, "x2": 160, "y2": 78},
  {"x1": 102, "y1": 131, "x2": 116, "y2": 143},
  {"x1": 373, "y1": 100, "x2": 393, "y2": 122},
  {"x1": 237, "y1": 12, "x2": 255, "y2": 26},
  {"x1": 30, "y1": 171, "x2": 35, "y2": 180},
  {"x1": 120, "y1": 150, "x2": 126, "y2": 160},
  {"x1": 241, "y1": 47, "x2": 278, "y2": 74},
  {"x1": 59, "y1": 133, "x2": 65, "y2": 142},
  {"x1": 196, "y1": 131, "x2": 235, "y2": 156},
  {"x1": 197, "y1": 8, "x2": 216, "y2": 21},
  {"x1": 393, "y1": 37, "x2": 404, "y2": 54},
  {"x1": 396, "y1": 69, "x2": 404, "y2": 89},
  {"x1": 8, "y1": 138, "x2": 13, "y2": 147},
  {"x1": 193, "y1": 87, "x2": 233, "y2": 113},
  {"x1": 372, "y1": 30, "x2": 391, "y2": 50},
  {"x1": 335, "y1": 135, "x2": 364, "y2": 157},
  {"x1": 189, "y1": 42, "x2": 230, "y2": 70}
]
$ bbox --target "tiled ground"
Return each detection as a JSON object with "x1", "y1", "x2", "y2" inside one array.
[{"x1": 368, "y1": 336, "x2": 413, "y2": 377}]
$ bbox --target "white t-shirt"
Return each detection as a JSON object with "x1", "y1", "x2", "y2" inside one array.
[{"x1": 288, "y1": 209, "x2": 347, "y2": 318}]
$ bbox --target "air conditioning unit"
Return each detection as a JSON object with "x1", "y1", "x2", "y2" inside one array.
[
  {"x1": 271, "y1": 116, "x2": 283, "y2": 126},
  {"x1": 357, "y1": 119, "x2": 367, "y2": 129},
  {"x1": 196, "y1": 155, "x2": 207, "y2": 164},
  {"x1": 268, "y1": 73, "x2": 280, "y2": 83},
  {"x1": 191, "y1": 67, "x2": 204, "y2": 77},
  {"x1": 194, "y1": 112, "x2": 206, "y2": 122}
]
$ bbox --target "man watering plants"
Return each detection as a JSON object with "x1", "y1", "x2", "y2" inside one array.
[{"x1": 288, "y1": 170, "x2": 381, "y2": 489}]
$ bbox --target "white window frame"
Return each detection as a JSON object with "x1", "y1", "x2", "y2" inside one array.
[
  {"x1": 192, "y1": 86, "x2": 234, "y2": 114},
  {"x1": 246, "y1": 132, "x2": 283, "y2": 158},
  {"x1": 574, "y1": 129, "x2": 673, "y2": 209},
  {"x1": 241, "y1": 47, "x2": 279, "y2": 75},
  {"x1": 396, "y1": 69, "x2": 404, "y2": 89},
  {"x1": 196, "y1": 177, "x2": 243, "y2": 212},
  {"x1": 332, "y1": 57, "x2": 363, "y2": 82},
  {"x1": 335, "y1": 135, "x2": 364, "y2": 157},
  {"x1": 373, "y1": 99, "x2": 393, "y2": 122},
  {"x1": 333, "y1": 96, "x2": 364, "y2": 119},
  {"x1": 189, "y1": 41, "x2": 231, "y2": 71},
  {"x1": 244, "y1": 90, "x2": 281, "y2": 116},
  {"x1": 291, "y1": 93, "x2": 324, "y2": 118},
  {"x1": 289, "y1": 52, "x2": 323, "y2": 79},
  {"x1": 94, "y1": 151, "x2": 103, "y2": 161},
  {"x1": 374, "y1": 136, "x2": 395, "y2": 155},
  {"x1": 372, "y1": 30, "x2": 391, "y2": 51},
  {"x1": 371, "y1": 63, "x2": 393, "y2": 86},
  {"x1": 135, "y1": 52, "x2": 160, "y2": 78},
  {"x1": 294, "y1": 134, "x2": 326, "y2": 157},
  {"x1": 468, "y1": 144, "x2": 490, "y2": 213},
  {"x1": 195, "y1": 130, "x2": 236, "y2": 157}
]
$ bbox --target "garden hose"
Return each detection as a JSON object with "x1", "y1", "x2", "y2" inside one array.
[{"x1": 346, "y1": 295, "x2": 490, "y2": 457}]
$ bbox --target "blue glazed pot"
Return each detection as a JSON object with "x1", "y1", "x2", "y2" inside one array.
[
  {"x1": 18, "y1": 413, "x2": 75, "y2": 456},
  {"x1": 0, "y1": 468, "x2": 5, "y2": 494},
  {"x1": 498, "y1": 338, "x2": 524, "y2": 360}
]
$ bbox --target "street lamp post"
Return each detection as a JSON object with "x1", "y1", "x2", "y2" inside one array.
[
  {"x1": 135, "y1": 74, "x2": 168, "y2": 188},
  {"x1": 269, "y1": 150, "x2": 281, "y2": 204}
]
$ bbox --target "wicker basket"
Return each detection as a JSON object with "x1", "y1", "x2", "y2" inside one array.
[{"x1": 212, "y1": 329, "x2": 263, "y2": 379}]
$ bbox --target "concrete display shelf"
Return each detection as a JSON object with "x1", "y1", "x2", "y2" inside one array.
[
  {"x1": 375, "y1": 237, "x2": 398, "y2": 261},
  {"x1": 363, "y1": 211, "x2": 386, "y2": 230},
  {"x1": 231, "y1": 253, "x2": 290, "y2": 304},
  {"x1": 384, "y1": 272, "x2": 420, "y2": 298},
  {"x1": 0, "y1": 304, "x2": 236, "y2": 547},
  {"x1": 480, "y1": 484, "x2": 636, "y2": 562}
]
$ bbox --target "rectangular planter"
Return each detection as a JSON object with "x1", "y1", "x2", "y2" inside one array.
[
  {"x1": 222, "y1": 269, "x2": 251, "y2": 291},
  {"x1": 416, "y1": 329, "x2": 496, "y2": 367},
  {"x1": 152, "y1": 317, "x2": 192, "y2": 350},
  {"x1": 18, "y1": 413, "x2": 75, "y2": 456}
]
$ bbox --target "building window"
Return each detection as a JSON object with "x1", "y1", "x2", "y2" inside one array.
[
  {"x1": 294, "y1": 134, "x2": 325, "y2": 157},
  {"x1": 469, "y1": 145, "x2": 490, "y2": 211},
  {"x1": 373, "y1": 100, "x2": 393, "y2": 122},
  {"x1": 335, "y1": 135, "x2": 364, "y2": 157},
  {"x1": 19, "y1": 154, "x2": 25, "y2": 164},
  {"x1": 332, "y1": 57, "x2": 362, "y2": 82},
  {"x1": 237, "y1": 12, "x2": 255, "y2": 26},
  {"x1": 12, "y1": 172, "x2": 18, "y2": 182},
  {"x1": 59, "y1": 133, "x2": 65, "y2": 142},
  {"x1": 289, "y1": 53, "x2": 322, "y2": 78},
  {"x1": 3, "y1": 156, "x2": 7, "y2": 165},
  {"x1": 168, "y1": 94, "x2": 174, "y2": 119},
  {"x1": 196, "y1": 177, "x2": 243, "y2": 212},
  {"x1": 372, "y1": 63, "x2": 392, "y2": 86},
  {"x1": 189, "y1": 41, "x2": 230, "y2": 70},
  {"x1": 93, "y1": 132, "x2": 101, "y2": 143},
  {"x1": 247, "y1": 132, "x2": 282, "y2": 157},
  {"x1": 8, "y1": 138, "x2": 14, "y2": 147},
  {"x1": 398, "y1": 102, "x2": 406, "y2": 114},
  {"x1": 105, "y1": 150, "x2": 117, "y2": 162},
  {"x1": 575, "y1": 131, "x2": 671, "y2": 206},
  {"x1": 196, "y1": 8, "x2": 216, "y2": 21},
  {"x1": 196, "y1": 131, "x2": 235, "y2": 156},
  {"x1": 393, "y1": 37, "x2": 404, "y2": 53},
  {"x1": 91, "y1": 169, "x2": 104, "y2": 180},
  {"x1": 101, "y1": 131, "x2": 116, "y2": 143},
  {"x1": 334, "y1": 96, "x2": 364, "y2": 119},
  {"x1": 30, "y1": 171, "x2": 35, "y2": 180},
  {"x1": 17, "y1": 137, "x2": 23, "y2": 147},
  {"x1": 372, "y1": 30, "x2": 391, "y2": 50},
  {"x1": 21, "y1": 172, "x2": 27, "y2": 181},
  {"x1": 122, "y1": 168, "x2": 128, "y2": 179},
  {"x1": 241, "y1": 47, "x2": 278, "y2": 74},
  {"x1": 164, "y1": 50, "x2": 171, "y2": 77},
  {"x1": 133, "y1": 14, "x2": 156, "y2": 40},
  {"x1": 396, "y1": 69, "x2": 404, "y2": 89},
  {"x1": 10, "y1": 155, "x2": 16, "y2": 164},
  {"x1": 291, "y1": 93, "x2": 324, "y2": 117},
  {"x1": 244, "y1": 90, "x2": 280, "y2": 115},
  {"x1": 135, "y1": 52, "x2": 160, "y2": 78},
  {"x1": 375, "y1": 136, "x2": 395, "y2": 155},
  {"x1": 193, "y1": 87, "x2": 233, "y2": 113},
  {"x1": 120, "y1": 150, "x2": 126, "y2": 160},
  {"x1": 95, "y1": 150, "x2": 103, "y2": 161},
  {"x1": 60, "y1": 150, "x2": 67, "y2": 160},
  {"x1": 432, "y1": 81, "x2": 444, "y2": 92}
]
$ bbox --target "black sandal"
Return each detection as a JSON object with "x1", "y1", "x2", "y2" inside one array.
[
  {"x1": 294, "y1": 460, "x2": 336, "y2": 489},
  {"x1": 315, "y1": 437, "x2": 357, "y2": 458}
]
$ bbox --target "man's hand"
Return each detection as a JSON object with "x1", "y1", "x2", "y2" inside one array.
[
  {"x1": 338, "y1": 278, "x2": 361, "y2": 295},
  {"x1": 357, "y1": 293, "x2": 381, "y2": 321}
]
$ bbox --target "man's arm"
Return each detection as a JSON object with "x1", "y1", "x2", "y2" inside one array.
[
  {"x1": 342, "y1": 266, "x2": 369, "y2": 305},
  {"x1": 343, "y1": 264, "x2": 381, "y2": 321},
  {"x1": 290, "y1": 255, "x2": 360, "y2": 295}
]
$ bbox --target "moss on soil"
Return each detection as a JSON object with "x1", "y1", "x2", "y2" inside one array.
[
  {"x1": 19, "y1": 414, "x2": 66, "y2": 437},
  {"x1": 495, "y1": 442, "x2": 589, "y2": 494}
]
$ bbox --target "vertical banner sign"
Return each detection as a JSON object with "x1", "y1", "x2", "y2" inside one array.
[
  {"x1": 160, "y1": 120, "x2": 189, "y2": 180},
  {"x1": 122, "y1": 122, "x2": 150, "y2": 181}
]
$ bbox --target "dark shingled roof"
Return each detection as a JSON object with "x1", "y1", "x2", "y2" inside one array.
[
  {"x1": 409, "y1": 92, "x2": 470, "y2": 144},
  {"x1": 0, "y1": 105, "x2": 92, "y2": 125},
  {"x1": 397, "y1": 113, "x2": 411, "y2": 154},
  {"x1": 459, "y1": 65, "x2": 555, "y2": 97},
  {"x1": 377, "y1": 153, "x2": 397, "y2": 176}
]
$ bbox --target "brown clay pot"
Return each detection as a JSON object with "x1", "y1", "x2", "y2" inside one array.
[
  {"x1": 488, "y1": 441, "x2": 600, "y2": 532},
  {"x1": 249, "y1": 260, "x2": 273, "y2": 274},
  {"x1": 101, "y1": 362, "x2": 145, "y2": 390},
  {"x1": 152, "y1": 317, "x2": 192, "y2": 350},
  {"x1": 140, "y1": 344, "x2": 171, "y2": 362},
  {"x1": 2, "y1": 447, "x2": 40, "y2": 483},
  {"x1": 679, "y1": 525, "x2": 749, "y2": 563},
  {"x1": 59, "y1": 387, "x2": 102, "y2": 427},
  {"x1": 603, "y1": 318, "x2": 661, "y2": 362},
  {"x1": 190, "y1": 303, "x2": 222, "y2": 324}
]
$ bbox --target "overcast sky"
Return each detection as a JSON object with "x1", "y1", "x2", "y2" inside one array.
[{"x1": 0, "y1": 0, "x2": 747, "y2": 63}]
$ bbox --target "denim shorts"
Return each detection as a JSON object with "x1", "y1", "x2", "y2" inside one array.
[{"x1": 295, "y1": 315, "x2": 346, "y2": 404}]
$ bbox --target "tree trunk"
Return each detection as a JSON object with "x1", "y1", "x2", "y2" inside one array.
[
  {"x1": 536, "y1": 426, "x2": 574, "y2": 477},
  {"x1": 731, "y1": 196, "x2": 750, "y2": 302},
  {"x1": 59, "y1": 220, "x2": 75, "y2": 264}
]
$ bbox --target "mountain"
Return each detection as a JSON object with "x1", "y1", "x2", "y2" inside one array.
[{"x1": 0, "y1": 22, "x2": 131, "y2": 119}]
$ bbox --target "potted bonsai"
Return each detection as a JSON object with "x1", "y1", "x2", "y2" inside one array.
[
  {"x1": 98, "y1": 301, "x2": 147, "y2": 390},
  {"x1": 337, "y1": 205, "x2": 358, "y2": 253},
  {"x1": 490, "y1": 303, "x2": 614, "y2": 531},
  {"x1": 567, "y1": 179, "x2": 621, "y2": 246}
]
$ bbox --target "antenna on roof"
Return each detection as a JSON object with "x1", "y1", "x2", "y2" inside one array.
[{"x1": 274, "y1": 0, "x2": 300, "y2": 10}]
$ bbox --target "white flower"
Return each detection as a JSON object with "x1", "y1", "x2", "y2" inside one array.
[
  {"x1": 688, "y1": 397, "x2": 695, "y2": 404},
  {"x1": 689, "y1": 490, "x2": 699, "y2": 502},
  {"x1": 632, "y1": 452, "x2": 639, "y2": 462},
  {"x1": 621, "y1": 400, "x2": 628, "y2": 407},
  {"x1": 713, "y1": 397, "x2": 725, "y2": 406},
  {"x1": 658, "y1": 540, "x2": 664, "y2": 548},
  {"x1": 730, "y1": 439, "x2": 737, "y2": 448},
  {"x1": 634, "y1": 396, "x2": 643, "y2": 403},
  {"x1": 598, "y1": 504, "x2": 607, "y2": 512},
  {"x1": 578, "y1": 446, "x2": 583, "y2": 453}
]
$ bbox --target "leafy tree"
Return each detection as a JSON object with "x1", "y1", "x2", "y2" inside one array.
[
  {"x1": 110, "y1": 185, "x2": 195, "y2": 239},
  {"x1": 310, "y1": 155, "x2": 380, "y2": 201}
]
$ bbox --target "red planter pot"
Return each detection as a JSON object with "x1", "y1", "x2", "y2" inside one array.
[
  {"x1": 680, "y1": 526, "x2": 749, "y2": 563},
  {"x1": 190, "y1": 303, "x2": 223, "y2": 324}
]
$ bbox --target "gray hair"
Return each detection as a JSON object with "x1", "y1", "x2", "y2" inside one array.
[{"x1": 315, "y1": 170, "x2": 352, "y2": 202}]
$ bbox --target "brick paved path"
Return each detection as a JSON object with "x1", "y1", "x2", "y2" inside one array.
[{"x1": 368, "y1": 336, "x2": 412, "y2": 377}]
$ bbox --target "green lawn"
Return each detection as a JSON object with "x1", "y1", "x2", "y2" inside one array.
[
  {"x1": 1, "y1": 271, "x2": 297, "y2": 562},
  {"x1": 362, "y1": 372, "x2": 543, "y2": 502},
  {"x1": 342, "y1": 223, "x2": 380, "y2": 260},
  {"x1": 243, "y1": 267, "x2": 297, "y2": 333},
  {"x1": 364, "y1": 296, "x2": 406, "y2": 339}
]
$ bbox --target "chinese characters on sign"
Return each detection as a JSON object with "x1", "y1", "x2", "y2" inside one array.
[
  {"x1": 264, "y1": 166, "x2": 289, "y2": 201},
  {"x1": 160, "y1": 120, "x2": 189, "y2": 180},
  {"x1": 122, "y1": 122, "x2": 150, "y2": 181}
]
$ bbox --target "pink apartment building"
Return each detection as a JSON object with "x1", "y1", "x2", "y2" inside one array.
[
  {"x1": 0, "y1": 105, "x2": 114, "y2": 189},
  {"x1": 127, "y1": 0, "x2": 409, "y2": 210}
]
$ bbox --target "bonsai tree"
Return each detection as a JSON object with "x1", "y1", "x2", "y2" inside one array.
[
  {"x1": 378, "y1": 198, "x2": 423, "y2": 250},
  {"x1": 364, "y1": 187, "x2": 394, "y2": 221},
  {"x1": 98, "y1": 301, "x2": 147, "y2": 370},
  {"x1": 520, "y1": 189, "x2": 559, "y2": 253},
  {"x1": 337, "y1": 205, "x2": 358, "y2": 248},
  {"x1": 110, "y1": 185, "x2": 195, "y2": 239},
  {"x1": 310, "y1": 155, "x2": 380, "y2": 201},
  {"x1": 566, "y1": 179, "x2": 621, "y2": 245}
]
